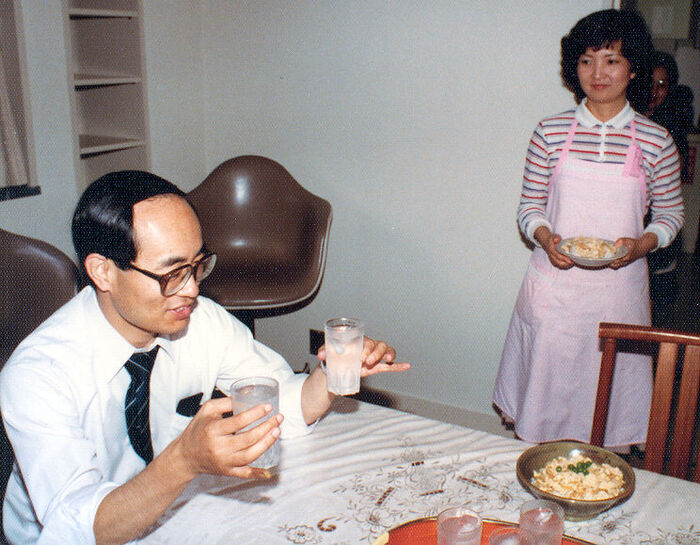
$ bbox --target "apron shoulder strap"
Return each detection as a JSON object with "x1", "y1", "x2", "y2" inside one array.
[
  {"x1": 622, "y1": 120, "x2": 644, "y2": 182},
  {"x1": 552, "y1": 119, "x2": 577, "y2": 181}
]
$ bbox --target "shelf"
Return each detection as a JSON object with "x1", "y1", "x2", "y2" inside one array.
[
  {"x1": 81, "y1": 145, "x2": 149, "y2": 186},
  {"x1": 69, "y1": 8, "x2": 138, "y2": 19},
  {"x1": 79, "y1": 134, "x2": 146, "y2": 156},
  {"x1": 66, "y1": 0, "x2": 150, "y2": 189},
  {"x1": 74, "y1": 73, "x2": 142, "y2": 87}
]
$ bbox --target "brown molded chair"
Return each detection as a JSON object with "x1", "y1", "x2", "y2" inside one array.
[
  {"x1": 0, "y1": 228, "x2": 80, "y2": 541},
  {"x1": 188, "y1": 156, "x2": 332, "y2": 334},
  {"x1": 592, "y1": 322, "x2": 700, "y2": 482},
  {"x1": 0, "y1": 229, "x2": 80, "y2": 366}
]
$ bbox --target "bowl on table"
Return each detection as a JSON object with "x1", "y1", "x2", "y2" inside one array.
[{"x1": 516, "y1": 441, "x2": 635, "y2": 521}]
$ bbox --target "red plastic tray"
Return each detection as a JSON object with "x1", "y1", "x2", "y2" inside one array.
[{"x1": 376, "y1": 517, "x2": 596, "y2": 545}]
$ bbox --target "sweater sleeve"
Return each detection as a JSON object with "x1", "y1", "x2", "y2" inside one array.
[
  {"x1": 644, "y1": 135, "x2": 684, "y2": 248},
  {"x1": 517, "y1": 122, "x2": 553, "y2": 244}
]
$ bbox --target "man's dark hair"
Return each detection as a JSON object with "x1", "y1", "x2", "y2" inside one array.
[
  {"x1": 72, "y1": 170, "x2": 187, "y2": 283},
  {"x1": 560, "y1": 9, "x2": 654, "y2": 112}
]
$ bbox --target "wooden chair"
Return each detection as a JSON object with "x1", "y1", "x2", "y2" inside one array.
[
  {"x1": 188, "y1": 156, "x2": 332, "y2": 335},
  {"x1": 592, "y1": 322, "x2": 700, "y2": 482}
]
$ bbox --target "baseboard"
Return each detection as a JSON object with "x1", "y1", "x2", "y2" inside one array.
[{"x1": 352, "y1": 386, "x2": 515, "y2": 439}]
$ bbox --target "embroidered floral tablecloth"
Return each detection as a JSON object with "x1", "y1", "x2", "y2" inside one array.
[{"x1": 140, "y1": 398, "x2": 700, "y2": 545}]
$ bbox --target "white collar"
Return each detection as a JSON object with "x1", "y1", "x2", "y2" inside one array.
[
  {"x1": 575, "y1": 99, "x2": 634, "y2": 129},
  {"x1": 81, "y1": 287, "x2": 173, "y2": 382}
]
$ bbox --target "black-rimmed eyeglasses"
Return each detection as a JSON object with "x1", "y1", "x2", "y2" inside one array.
[{"x1": 127, "y1": 252, "x2": 217, "y2": 296}]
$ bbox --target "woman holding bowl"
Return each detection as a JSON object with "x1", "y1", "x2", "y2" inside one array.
[{"x1": 493, "y1": 9, "x2": 684, "y2": 449}]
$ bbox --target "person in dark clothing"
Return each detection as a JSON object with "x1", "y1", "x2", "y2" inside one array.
[{"x1": 644, "y1": 52, "x2": 694, "y2": 327}]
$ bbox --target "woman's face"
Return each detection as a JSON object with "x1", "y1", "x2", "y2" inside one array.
[
  {"x1": 576, "y1": 41, "x2": 635, "y2": 118},
  {"x1": 649, "y1": 66, "x2": 670, "y2": 111}
]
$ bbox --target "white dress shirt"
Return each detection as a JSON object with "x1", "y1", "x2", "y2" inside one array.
[{"x1": 0, "y1": 287, "x2": 310, "y2": 544}]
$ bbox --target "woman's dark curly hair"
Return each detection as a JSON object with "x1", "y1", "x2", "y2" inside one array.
[{"x1": 560, "y1": 9, "x2": 654, "y2": 112}]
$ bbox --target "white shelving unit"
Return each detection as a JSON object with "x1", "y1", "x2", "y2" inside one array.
[{"x1": 65, "y1": 0, "x2": 150, "y2": 189}]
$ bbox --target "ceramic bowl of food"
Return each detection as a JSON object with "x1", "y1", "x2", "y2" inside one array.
[
  {"x1": 557, "y1": 236, "x2": 627, "y2": 267},
  {"x1": 516, "y1": 441, "x2": 635, "y2": 521}
]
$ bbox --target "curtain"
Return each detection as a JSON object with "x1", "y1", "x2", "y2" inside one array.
[{"x1": 0, "y1": 48, "x2": 29, "y2": 189}]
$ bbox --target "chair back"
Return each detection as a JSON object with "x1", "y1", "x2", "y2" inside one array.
[
  {"x1": 593, "y1": 322, "x2": 700, "y2": 482},
  {"x1": 187, "y1": 156, "x2": 332, "y2": 313},
  {"x1": 0, "y1": 229, "x2": 80, "y2": 366},
  {"x1": 0, "y1": 228, "x2": 79, "y2": 539}
]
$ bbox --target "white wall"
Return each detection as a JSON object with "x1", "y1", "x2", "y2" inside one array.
[
  {"x1": 2, "y1": 1, "x2": 615, "y2": 425},
  {"x1": 141, "y1": 1, "x2": 208, "y2": 188},
  {"x1": 190, "y1": 0, "x2": 609, "y2": 421}
]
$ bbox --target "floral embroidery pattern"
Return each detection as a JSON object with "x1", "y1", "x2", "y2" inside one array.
[
  {"x1": 279, "y1": 443, "x2": 529, "y2": 543},
  {"x1": 274, "y1": 431, "x2": 696, "y2": 545},
  {"x1": 281, "y1": 524, "x2": 318, "y2": 544},
  {"x1": 637, "y1": 525, "x2": 700, "y2": 545}
]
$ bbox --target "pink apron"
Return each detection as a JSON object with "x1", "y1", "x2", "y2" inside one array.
[{"x1": 493, "y1": 120, "x2": 652, "y2": 447}]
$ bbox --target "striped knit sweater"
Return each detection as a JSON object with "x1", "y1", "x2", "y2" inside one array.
[{"x1": 517, "y1": 103, "x2": 684, "y2": 248}]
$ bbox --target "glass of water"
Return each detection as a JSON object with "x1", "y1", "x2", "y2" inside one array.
[
  {"x1": 324, "y1": 318, "x2": 364, "y2": 395},
  {"x1": 230, "y1": 376, "x2": 280, "y2": 468},
  {"x1": 436, "y1": 506, "x2": 482, "y2": 545},
  {"x1": 489, "y1": 527, "x2": 522, "y2": 544},
  {"x1": 519, "y1": 499, "x2": 564, "y2": 545}
]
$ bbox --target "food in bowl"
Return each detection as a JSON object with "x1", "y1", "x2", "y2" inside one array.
[
  {"x1": 560, "y1": 237, "x2": 616, "y2": 259},
  {"x1": 532, "y1": 453, "x2": 624, "y2": 501},
  {"x1": 516, "y1": 441, "x2": 635, "y2": 521}
]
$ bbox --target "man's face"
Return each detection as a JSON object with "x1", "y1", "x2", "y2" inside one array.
[
  {"x1": 650, "y1": 66, "x2": 670, "y2": 111},
  {"x1": 98, "y1": 195, "x2": 206, "y2": 347}
]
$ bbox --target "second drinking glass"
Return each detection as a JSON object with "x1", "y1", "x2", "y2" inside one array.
[{"x1": 324, "y1": 318, "x2": 364, "y2": 395}]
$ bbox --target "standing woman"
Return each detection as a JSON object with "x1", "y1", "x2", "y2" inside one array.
[{"x1": 493, "y1": 10, "x2": 684, "y2": 449}]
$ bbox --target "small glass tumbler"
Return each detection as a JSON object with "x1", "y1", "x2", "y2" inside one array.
[
  {"x1": 489, "y1": 527, "x2": 522, "y2": 545},
  {"x1": 436, "y1": 506, "x2": 482, "y2": 545},
  {"x1": 230, "y1": 376, "x2": 280, "y2": 468},
  {"x1": 324, "y1": 317, "x2": 364, "y2": 395},
  {"x1": 519, "y1": 499, "x2": 564, "y2": 545}
]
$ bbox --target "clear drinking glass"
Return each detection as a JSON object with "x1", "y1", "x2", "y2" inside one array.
[
  {"x1": 324, "y1": 318, "x2": 364, "y2": 395},
  {"x1": 436, "y1": 506, "x2": 482, "y2": 545},
  {"x1": 230, "y1": 376, "x2": 280, "y2": 468},
  {"x1": 489, "y1": 527, "x2": 522, "y2": 545},
  {"x1": 519, "y1": 499, "x2": 564, "y2": 545}
]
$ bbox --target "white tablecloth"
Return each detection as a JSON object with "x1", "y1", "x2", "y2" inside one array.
[{"x1": 140, "y1": 398, "x2": 700, "y2": 544}]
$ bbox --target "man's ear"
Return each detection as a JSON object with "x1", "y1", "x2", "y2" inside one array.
[{"x1": 84, "y1": 253, "x2": 113, "y2": 292}]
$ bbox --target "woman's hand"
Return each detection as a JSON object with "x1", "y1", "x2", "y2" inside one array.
[
  {"x1": 534, "y1": 226, "x2": 574, "y2": 270},
  {"x1": 609, "y1": 232, "x2": 658, "y2": 269}
]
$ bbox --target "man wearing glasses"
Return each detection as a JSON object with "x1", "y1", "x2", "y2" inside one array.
[{"x1": 0, "y1": 171, "x2": 409, "y2": 545}]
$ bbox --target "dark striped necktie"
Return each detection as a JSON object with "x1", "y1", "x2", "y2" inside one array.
[{"x1": 124, "y1": 345, "x2": 160, "y2": 464}]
